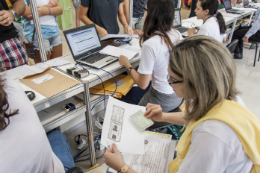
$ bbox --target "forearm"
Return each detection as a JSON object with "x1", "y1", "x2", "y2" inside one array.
[
  {"x1": 128, "y1": 169, "x2": 137, "y2": 173},
  {"x1": 10, "y1": 0, "x2": 25, "y2": 16},
  {"x1": 49, "y1": 6, "x2": 63, "y2": 16},
  {"x1": 118, "y1": 14, "x2": 129, "y2": 29},
  {"x1": 162, "y1": 111, "x2": 187, "y2": 126}
]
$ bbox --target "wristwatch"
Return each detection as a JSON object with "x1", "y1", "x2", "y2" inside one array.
[
  {"x1": 127, "y1": 67, "x2": 134, "y2": 75},
  {"x1": 10, "y1": 10, "x2": 19, "y2": 21},
  {"x1": 118, "y1": 165, "x2": 130, "y2": 173}
]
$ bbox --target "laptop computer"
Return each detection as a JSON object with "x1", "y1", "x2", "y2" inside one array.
[
  {"x1": 63, "y1": 24, "x2": 117, "y2": 68},
  {"x1": 243, "y1": 0, "x2": 257, "y2": 8},
  {"x1": 223, "y1": 0, "x2": 242, "y2": 13},
  {"x1": 174, "y1": 8, "x2": 189, "y2": 35}
]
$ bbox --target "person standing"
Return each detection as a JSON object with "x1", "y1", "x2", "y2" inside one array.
[{"x1": 0, "y1": 0, "x2": 27, "y2": 71}]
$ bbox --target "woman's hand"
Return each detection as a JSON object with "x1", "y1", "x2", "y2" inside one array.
[
  {"x1": 119, "y1": 55, "x2": 131, "y2": 68},
  {"x1": 188, "y1": 27, "x2": 196, "y2": 36},
  {"x1": 125, "y1": 25, "x2": 134, "y2": 37},
  {"x1": 133, "y1": 29, "x2": 143, "y2": 36},
  {"x1": 37, "y1": 6, "x2": 49, "y2": 17},
  {"x1": 104, "y1": 143, "x2": 126, "y2": 171},
  {"x1": 98, "y1": 27, "x2": 108, "y2": 37},
  {"x1": 144, "y1": 103, "x2": 165, "y2": 122}
]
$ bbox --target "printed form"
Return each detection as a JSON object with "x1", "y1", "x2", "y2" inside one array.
[{"x1": 109, "y1": 132, "x2": 177, "y2": 173}]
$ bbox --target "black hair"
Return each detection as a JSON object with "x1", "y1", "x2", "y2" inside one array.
[
  {"x1": 199, "y1": 0, "x2": 226, "y2": 34},
  {"x1": 140, "y1": 0, "x2": 176, "y2": 49}
]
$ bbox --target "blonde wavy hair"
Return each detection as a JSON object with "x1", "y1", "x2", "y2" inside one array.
[{"x1": 169, "y1": 35, "x2": 239, "y2": 122}]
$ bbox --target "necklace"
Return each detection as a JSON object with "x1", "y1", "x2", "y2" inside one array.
[{"x1": 104, "y1": 0, "x2": 112, "y2": 3}]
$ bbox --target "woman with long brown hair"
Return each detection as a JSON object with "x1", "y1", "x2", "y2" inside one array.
[
  {"x1": 104, "y1": 36, "x2": 260, "y2": 173},
  {"x1": 119, "y1": 0, "x2": 182, "y2": 113}
]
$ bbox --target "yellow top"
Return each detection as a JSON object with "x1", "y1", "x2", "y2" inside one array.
[
  {"x1": 5, "y1": 0, "x2": 12, "y2": 8},
  {"x1": 169, "y1": 100, "x2": 260, "y2": 173}
]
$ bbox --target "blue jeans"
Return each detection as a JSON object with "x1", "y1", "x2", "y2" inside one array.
[{"x1": 47, "y1": 130, "x2": 75, "y2": 171}]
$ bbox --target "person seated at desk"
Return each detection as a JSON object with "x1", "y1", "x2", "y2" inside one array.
[
  {"x1": 0, "y1": 76, "x2": 76, "y2": 172},
  {"x1": 103, "y1": 35, "x2": 260, "y2": 173},
  {"x1": 79, "y1": 0, "x2": 133, "y2": 37},
  {"x1": 187, "y1": 0, "x2": 227, "y2": 43},
  {"x1": 232, "y1": 8, "x2": 260, "y2": 59},
  {"x1": 118, "y1": 0, "x2": 183, "y2": 113}
]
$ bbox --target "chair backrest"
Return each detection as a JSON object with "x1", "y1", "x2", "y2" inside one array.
[{"x1": 227, "y1": 39, "x2": 239, "y2": 54}]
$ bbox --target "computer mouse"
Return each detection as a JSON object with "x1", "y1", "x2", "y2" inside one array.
[{"x1": 25, "y1": 91, "x2": 35, "y2": 101}]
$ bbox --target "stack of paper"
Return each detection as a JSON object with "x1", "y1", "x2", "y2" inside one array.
[{"x1": 100, "y1": 45, "x2": 139, "y2": 60}]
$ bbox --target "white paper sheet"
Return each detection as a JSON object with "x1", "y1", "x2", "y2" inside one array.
[
  {"x1": 35, "y1": 57, "x2": 72, "y2": 70},
  {"x1": 100, "y1": 34, "x2": 139, "y2": 41},
  {"x1": 100, "y1": 45, "x2": 139, "y2": 60},
  {"x1": 101, "y1": 97, "x2": 146, "y2": 154},
  {"x1": 108, "y1": 132, "x2": 177, "y2": 173},
  {"x1": 2, "y1": 65, "x2": 44, "y2": 81}
]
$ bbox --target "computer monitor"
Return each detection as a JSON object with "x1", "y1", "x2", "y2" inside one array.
[
  {"x1": 223, "y1": 0, "x2": 232, "y2": 10},
  {"x1": 174, "y1": 8, "x2": 182, "y2": 27},
  {"x1": 64, "y1": 25, "x2": 102, "y2": 61}
]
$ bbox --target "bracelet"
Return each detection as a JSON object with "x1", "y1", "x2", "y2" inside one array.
[
  {"x1": 48, "y1": 8, "x2": 51, "y2": 15},
  {"x1": 49, "y1": 2, "x2": 55, "y2": 7}
]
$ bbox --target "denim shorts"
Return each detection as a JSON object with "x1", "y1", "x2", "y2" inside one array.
[
  {"x1": 25, "y1": 34, "x2": 63, "y2": 53},
  {"x1": 72, "y1": 0, "x2": 81, "y2": 8}
]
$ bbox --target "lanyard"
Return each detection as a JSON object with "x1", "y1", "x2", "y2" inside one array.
[{"x1": 203, "y1": 16, "x2": 212, "y2": 24}]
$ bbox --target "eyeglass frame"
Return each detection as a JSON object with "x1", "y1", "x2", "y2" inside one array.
[
  {"x1": 167, "y1": 74, "x2": 183, "y2": 85},
  {"x1": 142, "y1": 5, "x2": 148, "y2": 12}
]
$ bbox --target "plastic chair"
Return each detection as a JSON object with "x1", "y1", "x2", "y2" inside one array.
[
  {"x1": 226, "y1": 39, "x2": 239, "y2": 54},
  {"x1": 250, "y1": 42, "x2": 260, "y2": 67}
]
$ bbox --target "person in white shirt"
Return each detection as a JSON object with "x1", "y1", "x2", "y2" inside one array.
[
  {"x1": 0, "y1": 78, "x2": 75, "y2": 173},
  {"x1": 187, "y1": 0, "x2": 227, "y2": 43},
  {"x1": 118, "y1": 0, "x2": 183, "y2": 114}
]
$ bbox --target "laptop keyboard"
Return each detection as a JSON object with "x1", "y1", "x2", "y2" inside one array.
[
  {"x1": 177, "y1": 27, "x2": 189, "y2": 33},
  {"x1": 81, "y1": 54, "x2": 107, "y2": 64}
]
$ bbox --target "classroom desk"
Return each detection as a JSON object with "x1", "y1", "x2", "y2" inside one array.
[
  {"x1": 56, "y1": 37, "x2": 142, "y2": 166},
  {"x1": 218, "y1": 8, "x2": 254, "y2": 22}
]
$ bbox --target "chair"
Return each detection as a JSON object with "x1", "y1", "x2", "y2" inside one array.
[
  {"x1": 226, "y1": 39, "x2": 239, "y2": 54},
  {"x1": 250, "y1": 42, "x2": 260, "y2": 67},
  {"x1": 66, "y1": 167, "x2": 83, "y2": 173}
]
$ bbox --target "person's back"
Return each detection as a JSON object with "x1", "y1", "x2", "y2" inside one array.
[{"x1": 0, "y1": 80, "x2": 64, "y2": 173}]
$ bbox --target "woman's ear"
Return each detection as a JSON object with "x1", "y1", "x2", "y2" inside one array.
[{"x1": 204, "y1": 9, "x2": 209, "y2": 15}]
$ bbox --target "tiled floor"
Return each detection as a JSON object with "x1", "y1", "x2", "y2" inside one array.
[{"x1": 64, "y1": 8, "x2": 260, "y2": 171}]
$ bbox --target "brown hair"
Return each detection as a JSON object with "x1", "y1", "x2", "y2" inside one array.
[
  {"x1": 140, "y1": 0, "x2": 176, "y2": 49},
  {"x1": 169, "y1": 35, "x2": 239, "y2": 122},
  {"x1": 0, "y1": 76, "x2": 18, "y2": 131}
]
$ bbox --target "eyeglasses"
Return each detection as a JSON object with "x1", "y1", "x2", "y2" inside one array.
[
  {"x1": 142, "y1": 5, "x2": 148, "y2": 12},
  {"x1": 167, "y1": 74, "x2": 183, "y2": 85}
]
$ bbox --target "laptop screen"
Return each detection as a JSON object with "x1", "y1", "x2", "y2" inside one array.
[
  {"x1": 174, "y1": 8, "x2": 182, "y2": 27},
  {"x1": 65, "y1": 26, "x2": 102, "y2": 58},
  {"x1": 223, "y1": 0, "x2": 232, "y2": 10},
  {"x1": 244, "y1": 0, "x2": 249, "y2": 6}
]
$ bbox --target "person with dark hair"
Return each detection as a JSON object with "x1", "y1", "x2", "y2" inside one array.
[
  {"x1": 0, "y1": 0, "x2": 27, "y2": 71},
  {"x1": 118, "y1": 0, "x2": 183, "y2": 113},
  {"x1": 79, "y1": 0, "x2": 133, "y2": 37},
  {"x1": 103, "y1": 35, "x2": 260, "y2": 173},
  {"x1": 231, "y1": 8, "x2": 260, "y2": 59},
  {"x1": 0, "y1": 76, "x2": 75, "y2": 172},
  {"x1": 187, "y1": 0, "x2": 227, "y2": 43}
]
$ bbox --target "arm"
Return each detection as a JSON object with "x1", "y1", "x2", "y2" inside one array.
[
  {"x1": 22, "y1": 0, "x2": 63, "y2": 20},
  {"x1": 119, "y1": 55, "x2": 151, "y2": 90},
  {"x1": 79, "y1": 5, "x2": 108, "y2": 37},
  {"x1": 118, "y1": 2, "x2": 133, "y2": 36},
  {"x1": 144, "y1": 103, "x2": 187, "y2": 126},
  {"x1": 244, "y1": 9, "x2": 260, "y2": 41},
  {"x1": 123, "y1": 0, "x2": 130, "y2": 23},
  {"x1": 0, "y1": 0, "x2": 25, "y2": 26}
]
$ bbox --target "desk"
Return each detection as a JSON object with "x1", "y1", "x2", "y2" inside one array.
[{"x1": 52, "y1": 37, "x2": 141, "y2": 166}]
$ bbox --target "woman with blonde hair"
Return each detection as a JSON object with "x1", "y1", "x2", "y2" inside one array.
[{"x1": 103, "y1": 35, "x2": 260, "y2": 173}]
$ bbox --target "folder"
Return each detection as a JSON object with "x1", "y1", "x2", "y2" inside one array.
[{"x1": 20, "y1": 67, "x2": 80, "y2": 98}]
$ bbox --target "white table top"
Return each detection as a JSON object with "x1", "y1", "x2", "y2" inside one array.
[{"x1": 218, "y1": 8, "x2": 253, "y2": 19}]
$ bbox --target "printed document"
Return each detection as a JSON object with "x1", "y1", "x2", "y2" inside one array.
[
  {"x1": 108, "y1": 132, "x2": 177, "y2": 173},
  {"x1": 100, "y1": 45, "x2": 139, "y2": 60},
  {"x1": 101, "y1": 97, "x2": 146, "y2": 154}
]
